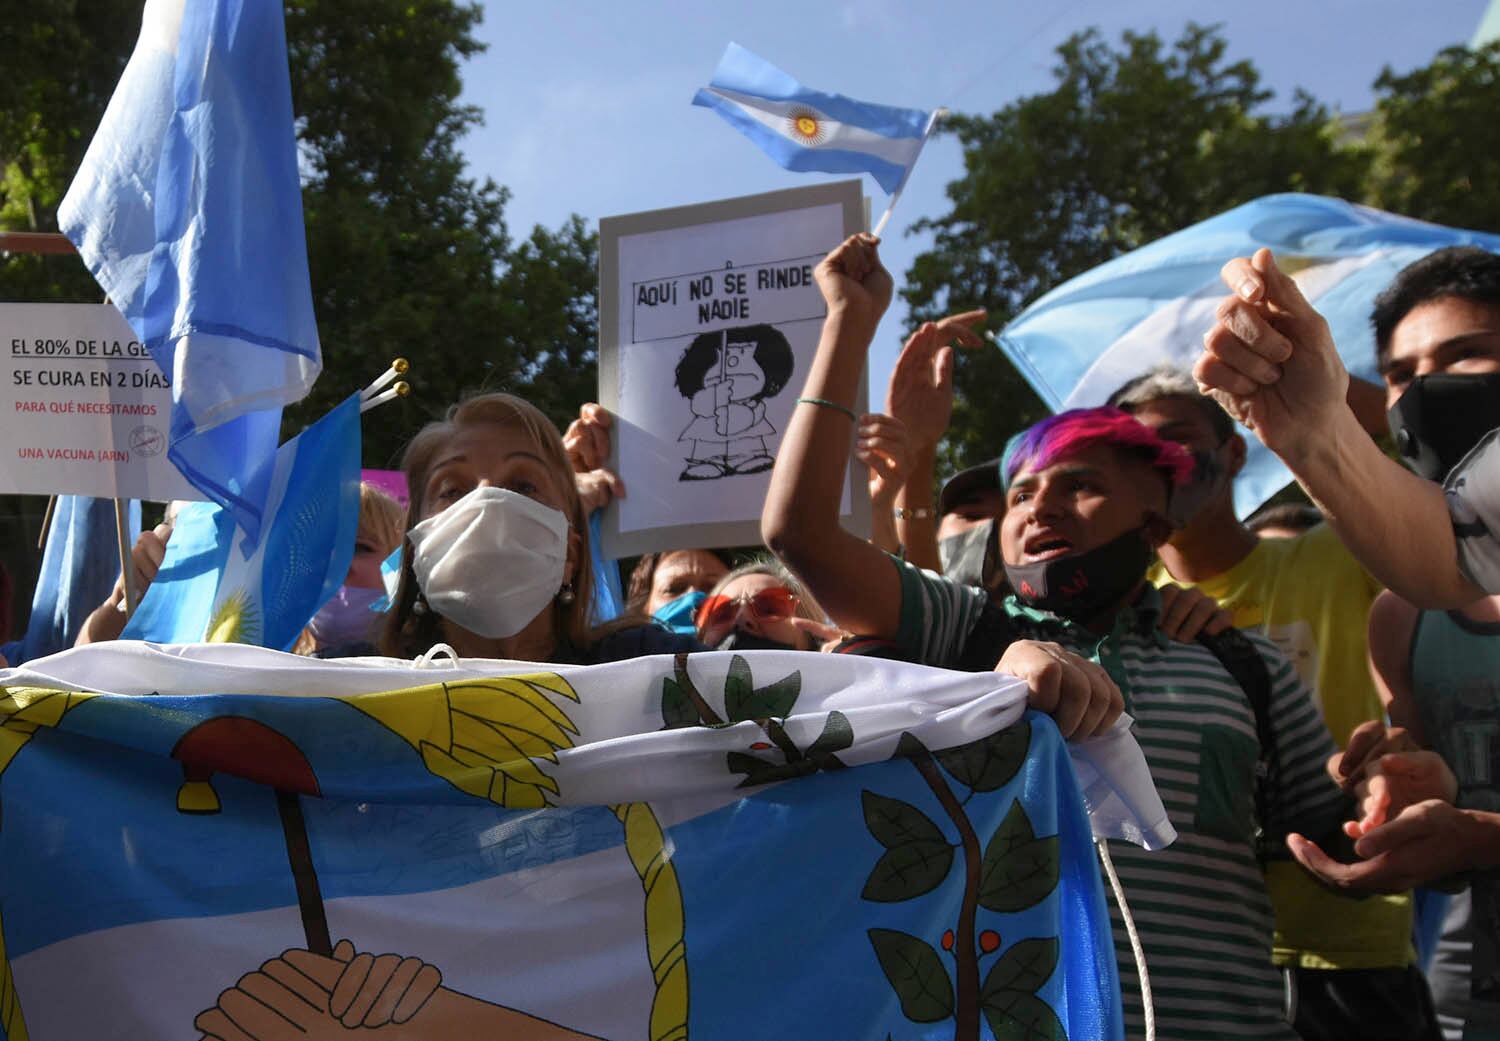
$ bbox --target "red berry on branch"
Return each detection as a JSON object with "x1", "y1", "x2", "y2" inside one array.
[
  {"x1": 979, "y1": 930, "x2": 1001, "y2": 953},
  {"x1": 940, "y1": 930, "x2": 954, "y2": 951}
]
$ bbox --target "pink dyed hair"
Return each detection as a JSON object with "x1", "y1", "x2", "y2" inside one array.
[{"x1": 1003, "y1": 407, "x2": 1194, "y2": 489}]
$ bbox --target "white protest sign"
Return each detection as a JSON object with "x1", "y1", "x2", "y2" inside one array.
[
  {"x1": 0, "y1": 303, "x2": 202, "y2": 501},
  {"x1": 599, "y1": 181, "x2": 868, "y2": 557}
]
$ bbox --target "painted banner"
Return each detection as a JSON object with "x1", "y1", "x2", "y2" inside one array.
[
  {"x1": 0, "y1": 303, "x2": 200, "y2": 501},
  {"x1": 598, "y1": 181, "x2": 869, "y2": 557},
  {"x1": 0, "y1": 644, "x2": 1172, "y2": 1041}
]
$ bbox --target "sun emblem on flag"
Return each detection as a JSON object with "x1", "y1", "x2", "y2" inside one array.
[
  {"x1": 206, "y1": 588, "x2": 261, "y2": 645},
  {"x1": 787, "y1": 107, "x2": 826, "y2": 145}
]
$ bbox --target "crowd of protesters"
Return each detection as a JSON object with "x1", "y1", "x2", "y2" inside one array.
[{"x1": 1, "y1": 234, "x2": 1498, "y2": 1041}]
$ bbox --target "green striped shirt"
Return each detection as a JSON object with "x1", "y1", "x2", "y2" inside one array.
[{"x1": 893, "y1": 557, "x2": 1347, "y2": 1041}]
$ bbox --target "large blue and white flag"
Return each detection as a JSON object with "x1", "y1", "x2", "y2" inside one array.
[
  {"x1": 58, "y1": 0, "x2": 322, "y2": 549},
  {"x1": 693, "y1": 43, "x2": 936, "y2": 194},
  {"x1": 121, "y1": 393, "x2": 361, "y2": 651},
  {"x1": 995, "y1": 193, "x2": 1500, "y2": 515},
  {"x1": 0, "y1": 645, "x2": 1172, "y2": 1041}
]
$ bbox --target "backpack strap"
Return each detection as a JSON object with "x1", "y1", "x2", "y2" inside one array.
[{"x1": 1196, "y1": 627, "x2": 1282, "y2": 860}]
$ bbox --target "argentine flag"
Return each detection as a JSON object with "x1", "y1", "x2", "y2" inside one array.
[
  {"x1": 995, "y1": 194, "x2": 1500, "y2": 516},
  {"x1": 693, "y1": 43, "x2": 936, "y2": 194},
  {"x1": 121, "y1": 393, "x2": 361, "y2": 651},
  {"x1": 59, "y1": 0, "x2": 322, "y2": 550}
]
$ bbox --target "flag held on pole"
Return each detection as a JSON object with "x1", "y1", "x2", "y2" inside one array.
[
  {"x1": 693, "y1": 42, "x2": 936, "y2": 194},
  {"x1": 58, "y1": 0, "x2": 322, "y2": 551}
]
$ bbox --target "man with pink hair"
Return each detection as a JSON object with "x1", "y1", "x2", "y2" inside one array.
[{"x1": 765, "y1": 233, "x2": 1355, "y2": 1040}]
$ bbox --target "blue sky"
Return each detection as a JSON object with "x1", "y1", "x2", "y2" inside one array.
[{"x1": 456, "y1": 1, "x2": 1488, "y2": 397}]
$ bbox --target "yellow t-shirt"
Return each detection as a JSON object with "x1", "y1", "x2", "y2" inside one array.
[{"x1": 1150, "y1": 523, "x2": 1413, "y2": 970}]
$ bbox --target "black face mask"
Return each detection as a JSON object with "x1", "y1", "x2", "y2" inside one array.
[
  {"x1": 1003, "y1": 528, "x2": 1155, "y2": 623},
  {"x1": 1388, "y1": 372, "x2": 1500, "y2": 481},
  {"x1": 939, "y1": 519, "x2": 998, "y2": 589},
  {"x1": 714, "y1": 630, "x2": 801, "y2": 653},
  {"x1": 1166, "y1": 445, "x2": 1230, "y2": 528}
]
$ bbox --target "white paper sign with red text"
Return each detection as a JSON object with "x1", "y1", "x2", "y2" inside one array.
[{"x1": 1, "y1": 303, "x2": 202, "y2": 501}]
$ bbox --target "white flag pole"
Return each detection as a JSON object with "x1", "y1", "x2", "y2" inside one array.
[{"x1": 871, "y1": 107, "x2": 947, "y2": 238}]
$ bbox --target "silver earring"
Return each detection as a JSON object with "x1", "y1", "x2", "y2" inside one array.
[
  {"x1": 557, "y1": 583, "x2": 576, "y2": 606},
  {"x1": 412, "y1": 594, "x2": 428, "y2": 616}
]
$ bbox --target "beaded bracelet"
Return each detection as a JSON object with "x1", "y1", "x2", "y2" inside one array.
[
  {"x1": 796, "y1": 396, "x2": 858, "y2": 421},
  {"x1": 893, "y1": 506, "x2": 934, "y2": 520}
]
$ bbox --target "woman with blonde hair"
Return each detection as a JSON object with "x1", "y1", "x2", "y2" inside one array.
[
  {"x1": 379, "y1": 392, "x2": 701, "y2": 663},
  {"x1": 296, "y1": 483, "x2": 406, "y2": 654}
]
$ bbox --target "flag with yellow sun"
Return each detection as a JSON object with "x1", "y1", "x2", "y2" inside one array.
[
  {"x1": 0, "y1": 645, "x2": 1172, "y2": 1041},
  {"x1": 122, "y1": 393, "x2": 361, "y2": 651},
  {"x1": 693, "y1": 43, "x2": 937, "y2": 194}
]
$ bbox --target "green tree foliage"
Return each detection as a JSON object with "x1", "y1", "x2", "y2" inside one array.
[
  {"x1": 0, "y1": 0, "x2": 600, "y2": 469},
  {"x1": 903, "y1": 24, "x2": 1368, "y2": 469},
  {"x1": 1366, "y1": 41, "x2": 1500, "y2": 233},
  {"x1": 284, "y1": 0, "x2": 595, "y2": 462},
  {"x1": 0, "y1": 0, "x2": 138, "y2": 303}
]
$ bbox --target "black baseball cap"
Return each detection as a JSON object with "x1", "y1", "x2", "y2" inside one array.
[{"x1": 938, "y1": 458, "x2": 1002, "y2": 516}]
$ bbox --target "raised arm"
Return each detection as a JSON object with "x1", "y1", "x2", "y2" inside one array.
[
  {"x1": 1195, "y1": 249, "x2": 1482, "y2": 608},
  {"x1": 1365, "y1": 589, "x2": 1424, "y2": 740},
  {"x1": 886, "y1": 310, "x2": 987, "y2": 572},
  {"x1": 762, "y1": 234, "x2": 904, "y2": 638},
  {"x1": 75, "y1": 523, "x2": 172, "y2": 646}
]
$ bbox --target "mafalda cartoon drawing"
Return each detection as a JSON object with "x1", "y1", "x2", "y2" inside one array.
[{"x1": 673, "y1": 323, "x2": 794, "y2": 481}]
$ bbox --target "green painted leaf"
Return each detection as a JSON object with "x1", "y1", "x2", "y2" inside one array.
[
  {"x1": 862, "y1": 839, "x2": 955, "y2": 902},
  {"x1": 935, "y1": 718, "x2": 1030, "y2": 792},
  {"x1": 862, "y1": 790, "x2": 947, "y2": 849},
  {"x1": 726, "y1": 671, "x2": 802, "y2": 721},
  {"x1": 807, "y1": 710, "x2": 854, "y2": 758},
  {"x1": 893, "y1": 731, "x2": 928, "y2": 760},
  {"x1": 979, "y1": 801, "x2": 1060, "y2": 913},
  {"x1": 726, "y1": 750, "x2": 776, "y2": 778},
  {"x1": 867, "y1": 928, "x2": 955, "y2": 1023},
  {"x1": 660, "y1": 677, "x2": 698, "y2": 728},
  {"x1": 722, "y1": 655, "x2": 754, "y2": 719},
  {"x1": 982, "y1": 989, "x2": 1068, "y2": 1041},
  {"x1": 982, "y1": 938, "x2": 1059, "y2": 999}
]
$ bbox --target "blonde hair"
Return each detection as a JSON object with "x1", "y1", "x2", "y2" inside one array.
[
  {"x1": 357, "y1": 482, "x2": 405, "y2": 558},
  {"x1": 291, "y1": 482, "x2": 421, "y2": 656},
  {"x1": 378, "y1": 392, "x2": 598, "y2": 659}
]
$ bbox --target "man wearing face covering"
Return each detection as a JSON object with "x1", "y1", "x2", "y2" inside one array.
[
  {"x1": 934, "y1": 459, "x2": 1005, "y2": 591},
  {"x1": 1279, "y1": 247, "x2": 1500, "y2": 1041},
  {"x1": 871, "y1": 405, "x2": 1354, "y2": 1041},
  {"x1": 1107, "y1": 366, "x2": 1439, "y2": 1041}
]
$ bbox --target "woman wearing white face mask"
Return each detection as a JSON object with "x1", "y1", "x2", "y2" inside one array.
[{"x1": 379, "y1": 393, "x2": 704, "y2": 663}]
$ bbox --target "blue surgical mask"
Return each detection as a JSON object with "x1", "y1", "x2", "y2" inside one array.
[{"x1": 653, "y1": 590, "x2": 707, "y2": 636}]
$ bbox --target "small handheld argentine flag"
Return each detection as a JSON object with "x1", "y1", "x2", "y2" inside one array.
[{"x1": 694, "y1": 43, "x2": 940, "y2": 200}]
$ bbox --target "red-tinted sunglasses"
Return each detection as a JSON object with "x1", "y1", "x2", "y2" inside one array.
[{"x1": 695, "y1": 586, "x2": 799, "y2": 633}]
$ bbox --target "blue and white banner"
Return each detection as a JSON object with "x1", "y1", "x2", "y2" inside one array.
[
  {"x1": 58, "y1": 0, "x2": 322, "y2": 549},
  {"x1": 121, "y1": 393, "x2": 361, "y2": 651},
  {"x1": 995, "y1": 193, "x2": 1500, "y2": 515},
  {"x1": 693, "y1": 42, "x2": 936, "y2": 194},
  {"x1": 0, "y1": 645, "x2": 1173, "y2": 1041}
]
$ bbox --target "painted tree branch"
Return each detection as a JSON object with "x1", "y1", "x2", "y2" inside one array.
[{"x1": 908, "y1": 745, "x2": 981, "y2": 1041}]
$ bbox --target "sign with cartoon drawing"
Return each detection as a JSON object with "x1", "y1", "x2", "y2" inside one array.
[{"x1": 599, "y1": 181, "x2": 869, "y2": 556}]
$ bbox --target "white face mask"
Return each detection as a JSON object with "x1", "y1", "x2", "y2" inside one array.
[{"x1": 407, "y1": 486, "x2": 570, "y2": 639}]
